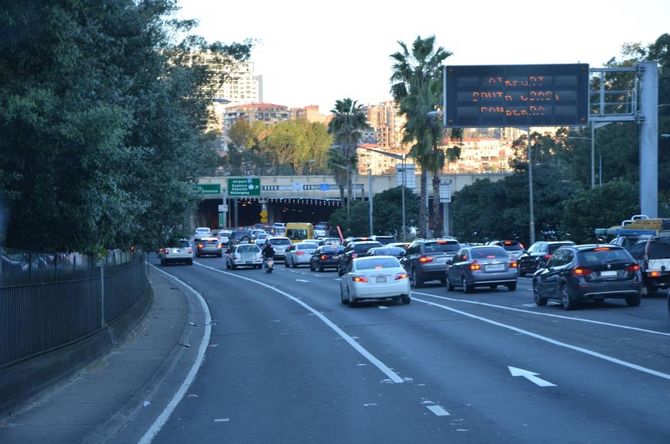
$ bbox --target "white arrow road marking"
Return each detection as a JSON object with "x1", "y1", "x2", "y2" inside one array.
[
  {"x1": 377, "y1": 306, "x2": 389, "y2": 310},
  {"x1": 296, "y1": 279, "x2": 310, "y2": 282},
  {"x1": 508, "y1": 366, "x2": 556, "y2": 387},
  {"x1": 426, "y1": 405, "x2": 450, "y2": 416}
]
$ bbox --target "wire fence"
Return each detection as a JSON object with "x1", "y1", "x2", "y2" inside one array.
[{"x1": 0, "y1": 249, "x2": 148, "y2": 369}]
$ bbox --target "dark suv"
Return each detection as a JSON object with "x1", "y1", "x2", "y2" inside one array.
[
  {"x1": 400, "y1": 238, "x2": 461, "y2": 287},
  {"x1": 532, "y1": 244, "x2": 642, "y2": 310},
  {"x1": 518, "y1": 241, "x2": 575, "y2": 276}
]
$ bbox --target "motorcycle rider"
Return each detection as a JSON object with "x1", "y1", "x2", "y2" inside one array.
[{"x1": 262, "y1": 241, "x2": 275, "y2": 268}]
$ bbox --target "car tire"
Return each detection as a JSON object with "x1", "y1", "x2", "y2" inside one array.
[
  {"x1": 187, "y1": 259, "x2": 193, "y2": 265},
  {"x1": 231, "y1": 262, "x2": 237, "y2": 270},
  {"x1": 348, "y1": 291, "x2": 357, "y2": 307},
  {"x1": 462, "y1": 276, "x2": 474, "y2": 294},
  {"x1": 533, "y1": 280, "x2": 548, "y2": 306},
  {"x1": 285, "y1": 259, "x2": 290, "y2": 268},
  {"x1": 341, "y1": 285, "x2": 348, "y2": 305},
  {"x1": 446, "y1": 278, "x2": 455, "y2": 291},
  {"x1": 292, "y1": 261, "x2": 298, "y2": 268},
  {"x1": 506, "y1": 282, "x2": 517, "y2": 291},
  {"x1": 225, "y1": 260, "x2": 230, "y2": 269},
  {"x1": 519, "y1": 271, "x2": 526, "y2": 277},
  {"x1": 625, "y1": 293, "x2": 641, "y2": 307},
  {"x1": 561, "y1": 284, "x2": 576, "y2": 310},
  {"x1": 338, "y1": 266, "x2": 344, "y2": 276},
  {"x1": 310, "y1": 263, "x2": 315, "y2": 271},
  {"x1": 401, "y1": 295, "x2": 411, "y2": 305},
  {"x1": 410, "y1": 268, "x2": 424, "y2": 288},
  {"x1": 490, "y1": 284, "x2": 497, "y2": 291},
  {"x1": 319, "y1": 265, "x2": 324, "y2": 272}
]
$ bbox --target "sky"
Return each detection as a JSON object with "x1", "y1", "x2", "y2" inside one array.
[{"x1": 176, "y1": 0, "x2": 669, "y2": 114}]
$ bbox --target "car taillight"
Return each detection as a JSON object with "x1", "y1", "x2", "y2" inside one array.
[
  {"x1": 572, "y1": 267, "x2": 593, "y2": 276},
  {"x1": 353, "y1": 275, "x2": 368, "y2": 283},
  {"x1": 649, "y1": 270, "x2": 662, "y2": 277},
  {"x1": 187, "y1": 248, "x2": 192, "y2": 254},
  {"x1": 163, "y1": 249, "x2": 169, "y2": 255},
  {"x1": 510, "y1": 261, "x2": 518, "y2": 268},
  {"x1": 320, "y1": 255, "x2": 328, "y2": 260},
  {"x1": 418, "y1": 256, "x2": 433, "y2": 263},
  {"x1": 625, "y1": 264, "x2": 640, "y2": 272},
  {"x1": 296, "y1": 251, "x2": 304, "y2": 256},
  {"x1": 198, "y1": 243, "x2": 204, "y2": 249},
  {"x1": 395, "y1": 272, "x2": 408, "y2": 280},
  {"x1": 469, "y1": 261, "x2": 481, "y2": 271}
]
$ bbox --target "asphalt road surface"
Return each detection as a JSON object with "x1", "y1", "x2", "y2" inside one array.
[{"x1": 148, "y1": 254, "x2": 670, "y2": 444}]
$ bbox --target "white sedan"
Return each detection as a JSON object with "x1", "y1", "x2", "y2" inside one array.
[
  {"x1": 226, "y1": 244, "x2": 263, "y2": 269},
  {"x1": 340, "y1": 256, "x2": 411, "y2": 306},
  {"x1": 285, "y1": 242, "x2": 318, "y2": 268}
]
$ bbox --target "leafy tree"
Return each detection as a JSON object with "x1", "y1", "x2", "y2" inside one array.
[
  {"x1": 560, "y1": 180, "x2": 640, "y2": 243},
  {"x1": 372, "y1": 186, "x2": 419, "y2": 237},
  {"x1": 327, "y1": 98, "x2": 369, "y2": 217},
  {"x1": 0, "y1": 0, "x2": 252, "y2": 252},
  {"x1": 390, "y1": 35, "x2": 451, "y2": 237},
  {"x1": 328, "y1": 201, "x2": 369, "y2": 238}
]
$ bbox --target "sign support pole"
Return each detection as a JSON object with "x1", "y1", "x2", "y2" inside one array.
[{"x1": 528, "y1": 128, "x2": 535, "y2": 245}]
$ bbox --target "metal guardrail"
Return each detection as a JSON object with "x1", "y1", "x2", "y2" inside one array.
[{"x1": 0, "y1": 249, "x2": 148, "y2": 369}]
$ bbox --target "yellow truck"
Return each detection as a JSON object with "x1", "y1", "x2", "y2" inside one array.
[{"x1": 285, "y1": 222, "x2": 314, "y2": 244}]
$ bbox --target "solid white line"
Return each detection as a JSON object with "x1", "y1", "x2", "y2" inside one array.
[
  {"x1": 195, "y1": 262, "x2": 404, "y2": 383},
  {"x1": 426, "y1": 405, "x2": 450, "y2": 416},
  {"x1": 412, "y1": 295, "x2": 670, "y2": 381},
  {"x1": 296, "y1": 279, "x2": 310, "y2": 282},
  {"x1": 413, "y1": 291, "x2": 670, "y2": 337},
  {"x1": 378, "y1": 306, "x2": 389, "y2": 310},
  {"x1": 139, "y1": 265, "x2": 212, "y2": 444}
]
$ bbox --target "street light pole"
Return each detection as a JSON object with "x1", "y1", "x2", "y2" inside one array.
[
  {"x1": 401, "y1": 154, "x2": 406, "y2": 242},
  {"x1": 368, "y1": 166, "x2": 373, "y2": 236},
  {"x1": 590, "y1": 122, "x2": 595, "y2": 189}
]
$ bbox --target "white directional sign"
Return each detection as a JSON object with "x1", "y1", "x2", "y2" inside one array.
[{"x1": 508, "y1": 366, "x2": 556, "y2": 387}]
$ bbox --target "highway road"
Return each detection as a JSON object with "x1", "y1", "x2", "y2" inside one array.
[{"x1": 148, "y1": 255, "x2": 670, "y2": 444}]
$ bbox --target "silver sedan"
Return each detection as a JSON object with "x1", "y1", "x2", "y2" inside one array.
[
  {"x1": 340, "y1": 256, "x2": 411, "y2": 306},
  {"x1": 446, "y1": 245, "x2": 518, "y2": 292},
  {"x1": 285, "y1": 242, "x2": 318, "y2": 268}
]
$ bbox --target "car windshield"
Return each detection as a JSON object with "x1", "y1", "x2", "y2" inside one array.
[
  {"x1": 370, "y1": 247, "x2": 404, "y2": 256},
  {"x1": 578, "y1": 248, "x2": 632, "y2": 265},
  {"x1": 356, "y1": 257, "x2": 400, "y2": 270},
  {"x1": 203, "y1": 240, "x2": 218, "y2": 246},
  {"x1": 645, "y1": 238, "x2": 670, "y2": 259},
  {"x1": 548, "y1": 243, "x2": 573, "y2": 254},
  {"x1": 501, "y1": 242, "x2": 523, "y2": 251},
  {"x1": 237, "y1": 245, "x2": 259, "y2": 253},
  {"x1": 353, "y1": 242, "x2": 382, "y2": 252},
  {"x1": 286, "y1": 229, "x2": 308, "y2": 240},
  {"x1": 320, "y1": 246, "x2": 341, "y2": 253},
  {"x1": 270, "y1": 238, "x2": 291, "y2": 246},
  {"x1": 171, "y1": 240, "x2": 191, "y2": 248},
  {"x1": 297, "y1": 243, "x2": 317, "y2": 250},
  {"x1": 470, "y1": 247, "x2": 508, "y2": 259},
  {"x1": 425, "y1": 241, "x2": 460, "y2": 253}
]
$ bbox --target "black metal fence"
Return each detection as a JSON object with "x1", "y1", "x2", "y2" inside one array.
[{"x1": 0, "y1": 249, "x2": 148, "y2": 369}]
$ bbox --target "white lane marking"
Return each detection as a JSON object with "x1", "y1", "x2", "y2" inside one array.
[
  {"x1": 378, "y1": 306, "x2": 389, "y2": 310},
  {"x1": 214, "y1": 418, "x2": 230, "y2": 423},
  {"x1": 508, "y1": 366, "x2": 556, "y2": 387},
  {"x1": 412, "y1": 296, "x2": 670, "y2": 381},
  {"x1": 296, "y1": 279, "x2": 310, "y2": 282},
  {"x1": 414, "y1": 291, "x2": 670, "y2": 337},
  {"x1": 139, "y1": 265, "x2": 212, "y2": 444},
  {"x1": 195, "y1": 262, "x2": 404, "y2": 383},
  {"x1": 426, "y1": 405, "x2": 450, "y2": 416}
]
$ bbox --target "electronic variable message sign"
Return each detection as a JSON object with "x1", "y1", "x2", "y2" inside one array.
[{"x1": 444, "y1": 64, "x2": 589, "y2": 128}]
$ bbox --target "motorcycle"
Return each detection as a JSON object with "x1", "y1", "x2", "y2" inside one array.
[{"x1": 263, "y1": 257, "x2": 274, "y2": 273}]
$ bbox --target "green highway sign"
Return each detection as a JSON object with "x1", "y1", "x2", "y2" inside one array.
[
  {"x1": 228, "y1": 177, "x2": 261, "y2": 196},
  {"x1": 194, "y1": 183, "x2": 221, "y2": 195}
]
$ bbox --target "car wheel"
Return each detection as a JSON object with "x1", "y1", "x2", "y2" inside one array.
[
  {"x1": 187, "y1": 259, "x2": 193, "y2": 265},
  {"x1": 533, "y1": 280, "x2": 547, "y2": 306},
  {"x1": 319, "y1": 265, "x2": 324, "y2": 272},
  {"x1": 625, "y1": 293, "x2": 641, "y2": 307},
  {"x1": 340, "y1": 285, "x2": 348, "y2": 305},
  {"x1": 490, "y1": 284, "x2": 497, "y2": 291},
  {"x1": 231, "y1": 262, "x2": 237, "y2": 270},
  {"x1": 410, "y1": 268, "x2": 424, "y2": 288},
  {"x1": 446, "y1": 277, "x2": 455, "y2": 291},
  {"x1": 506, "y1": 282, "x2": 517, "y2": 291},
  {"x1": 462, "y1": 276, "x2": 474, "y2": 294},
  {"x1": 225, "y1": 260, "x2": 230, "y2": 269},
  {"x1": 285, "y1": 259, "x2": 290, "y2": 268},
  {"x1": 160, "y1": 259, "x2": 166, "y2": 266},
  {"x1": 338, "y1": 265, "x2": 344, "y2": 276},
  {"x1": 310, "y1": 262, "x2": 315, "y2": 271},
  {"x1": 561, "y1": 284, "x2": 576, "y2": 310},
  {"x1": 401, "y1": 295, "x2": 411, "y2": 305},
  {"x1": 348, "y1": 290, "x2": 357, "y2": 307}
]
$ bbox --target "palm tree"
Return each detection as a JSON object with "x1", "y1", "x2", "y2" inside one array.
[
  {"x1": 328, "y1": 98, "x2": 369, "y2": 217},
  {"x1": 390, "y1": 36, "x2": 451, "y2": 237},
  {"x1": 327, "y1": 147, "x2": 347, "y2": 205}
]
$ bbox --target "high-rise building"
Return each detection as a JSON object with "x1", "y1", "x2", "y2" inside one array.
[
  {"x1": 366, "y1": 101, "x2": 407, "y2": 150},
  {"x1": 210, "y1": 60, "x2": 262, "y2": 104}
]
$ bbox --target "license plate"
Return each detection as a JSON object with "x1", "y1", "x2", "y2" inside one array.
[
  {"x1": 434, "y1": 257, "x2": 446, "y2": 263},
  {"x1": 486, "y1": 264, "x2": 505, "y2": 272},
  {"x1": 600, "y1": 270, "x2": 617, "y2": 277},
  {"x1": 376, "y1": 276, "x2": 387, "y2": 283}
]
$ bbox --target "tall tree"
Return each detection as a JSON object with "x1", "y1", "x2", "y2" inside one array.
[
  {"x1": 327, "y1": 98, "x2": 370, "y2": 217},
  {"x1": 390, "y1": 35, "x2": 451, "y2": 237}
]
